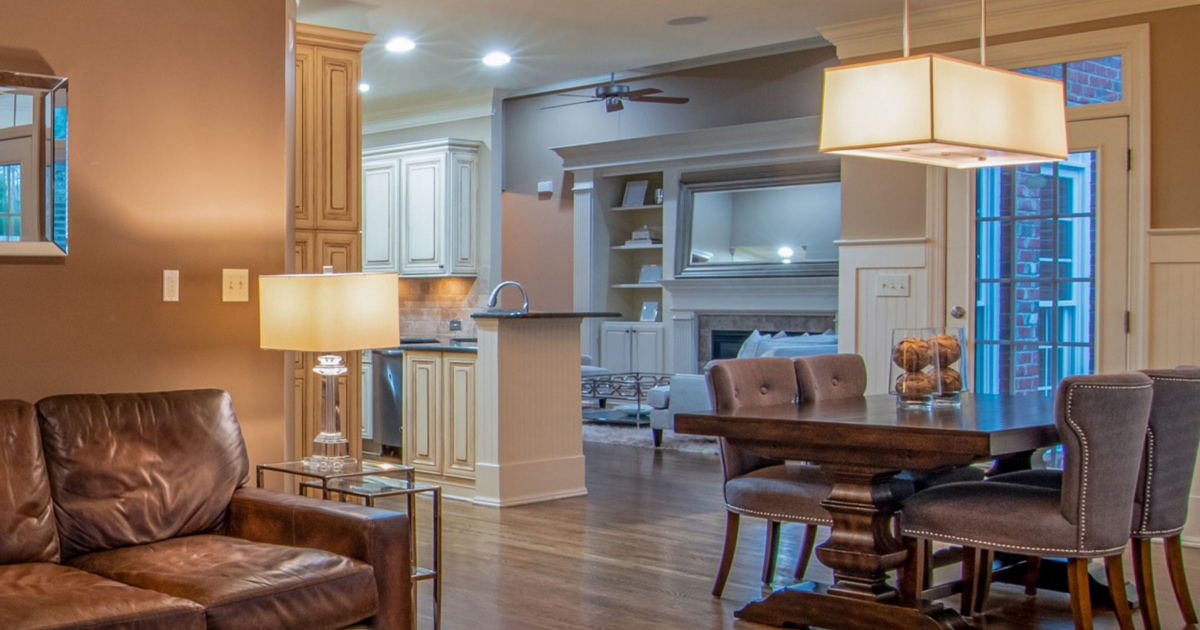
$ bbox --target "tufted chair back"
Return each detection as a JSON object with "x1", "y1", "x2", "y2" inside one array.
[
  {"x1": 1132, "y1": 367, "x2": 1200, "y2": 537},
  {"x1": 793, "y1": 354, "x2": 868, "y2": 403},
  {"x1": 707, "y1": 357, "x2": 798, "y2": 480},
  {"x1": 1057, "y1": 372, "x2": 1154, "y2": 552}
]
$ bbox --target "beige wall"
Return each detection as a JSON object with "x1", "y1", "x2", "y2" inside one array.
[
  {"x1": 501, "y1": 47, "x2": 839, "y2": 312},
  {"x1": 0, "y1": 0, "x2": 291, "y2": 470},
  {"x1": 841, "y1": 5, "x2": 1200, "y2": 239}
]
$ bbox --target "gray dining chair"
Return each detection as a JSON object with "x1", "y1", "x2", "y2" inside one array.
[
  {"x1": 899, "y1": 372, "x2": 1154, "y2": 630},
  {"x1": 987, "y1": 366, "x2": 1200, "y2": 629},
  {"x1": 707, "y1": 357, "x2": 833, "y2": 597}
]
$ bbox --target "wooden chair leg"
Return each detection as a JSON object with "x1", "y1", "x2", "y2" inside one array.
[
  {"x1": 961, "y1": 547, "x2": 981, "y2": 616},
  {"x1": 1132, "y1": 539, "x2": 1161, "y2": 630},
  {"x1": 794, "y1": 524, "x2": 818, "y2": 580},
  {"x1": 762, "y1": 519, "x2": 781, "y2": 584},
  {"x1": 972, "y1": 549, "x2": 995, "y2": 615},
  {"x1": 1104, "y1": 554, "x2": 1135, "y2": 630},
  {"x1": 712, "y1": 511, "x2": 740, "y2": 598},
  {"x1": 1024, "y1": 556, "x2": 1042, "y2": 596},
  {"x1": 1165, "y1": 534, "x2": 1199, "y2": 624},
  {"x1": 899, "y1": 536, "x2": 926, "y2": 608},
  {"x1": 1067, "y1": 557, "x2": 1094, "y2": 630}
]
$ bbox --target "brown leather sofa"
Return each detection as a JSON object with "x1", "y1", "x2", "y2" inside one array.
[{"x1": 0, "y1": 389, "x2": 411, "y2": 630}]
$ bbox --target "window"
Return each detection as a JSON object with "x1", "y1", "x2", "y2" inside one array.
[{"x1": 1017, "y1": 55, "x2": 1122, "y2": 106}]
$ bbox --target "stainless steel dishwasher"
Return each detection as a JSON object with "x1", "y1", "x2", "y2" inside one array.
[{"x1": 369, "y1": 337, "x2": 437, "y2": 458}]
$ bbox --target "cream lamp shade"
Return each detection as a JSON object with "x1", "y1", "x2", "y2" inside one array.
[
  {"x1": 259, "y1": 272, "x2": 400, "y2": 352},
  {"x1": 819, "y1": 53, "x2": 1068, "y2": 169}
]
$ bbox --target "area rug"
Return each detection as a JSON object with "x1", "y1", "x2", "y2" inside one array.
[{"x1": 581, "y1": 420, "x2": 719, "y2": 455}]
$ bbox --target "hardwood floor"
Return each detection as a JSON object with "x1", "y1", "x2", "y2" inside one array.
[{"x1": 373, "y1": 442, "x2": 1200, "y2": 629}]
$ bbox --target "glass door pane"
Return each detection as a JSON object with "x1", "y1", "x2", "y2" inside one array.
[{"x1": 973, "y1": 153, "x2": 1097, "y2": 394}]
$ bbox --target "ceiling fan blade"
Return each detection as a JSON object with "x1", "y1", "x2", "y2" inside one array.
[
  {"x1": 540, "y1": 99, "x2": 601, "y2": 110},
  {"x1": 550, "y1": 93, "x2": 598, "y2": 99},
  {"x1": 623, "y1": 88, "x2": 662, "y2": 98},
  {"x1": 628, "y1": 95, "x2": 690, "y2": 105}
]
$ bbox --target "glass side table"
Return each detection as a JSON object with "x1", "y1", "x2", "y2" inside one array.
[
  {"x1": 255, "y1": 460, "x2": 415, "y2": 499},
  {"x1": 321, "y1": 476, "x2": 442, "y2": 630}
]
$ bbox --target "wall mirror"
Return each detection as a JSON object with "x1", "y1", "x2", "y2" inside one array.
[
  {"x1": 675, "y1": 161, "x2": 840, "y2": 278},
  {"x1": 0, "y1": 70, "x2": 68, "y2": 256}
]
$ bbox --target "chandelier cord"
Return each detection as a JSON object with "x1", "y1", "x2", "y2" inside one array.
[
  {"x1": 903, "y1": 0, "x2": 910, "y2": 57},
  {"x1": 980, "y1": 0, "x2": 988, "y2": 66}
]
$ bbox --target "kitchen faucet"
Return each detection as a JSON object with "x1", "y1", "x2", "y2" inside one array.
[{"x1": 487, "y1": 281, "x2": 529, "y2": 314}]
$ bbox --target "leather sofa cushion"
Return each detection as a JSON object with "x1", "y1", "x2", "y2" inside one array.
[
  {"x1": 36, "y1": 390, "x2": 250, "y2": 558},
  {"x1": 0, "y1": 562, "x2": 204, "y2": 630},
  {"x1": 0, "y1": 400, "x2": 59, "y2": 564},
  {"x1": 68, "y1": 534, "x2": 379, "y2": 630}
]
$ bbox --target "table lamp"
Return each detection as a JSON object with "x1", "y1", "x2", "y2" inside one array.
[{"x1": 259, "y1": 266, "x2": 399, "y2": 471}]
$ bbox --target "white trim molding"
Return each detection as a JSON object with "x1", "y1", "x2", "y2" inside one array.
[{"x1": 818, "y1": 0, "x2": 1198, "y2": 60}]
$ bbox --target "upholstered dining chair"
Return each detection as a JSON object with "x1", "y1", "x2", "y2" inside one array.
[
  {"x1": 899, "y1": 372, "x2": 1154, "y2": 630},
  {"x1": 707, "y1": 357, "x2": 833, "y2": 597},
  {"x1": 987, "y1": 366, "x2": 1200, "y2": 629}
]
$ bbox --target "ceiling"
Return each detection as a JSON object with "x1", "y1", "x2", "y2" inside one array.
[{"x1": 296, "y1": 0, "x2": 965, "y2": 113}]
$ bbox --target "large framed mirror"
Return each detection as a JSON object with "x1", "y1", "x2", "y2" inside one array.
[
  {"x1": 675, "y1": 161, "x2": 840, "y2": 278},
  {"x1": 0, "y1": 70, "x2": 68, "y2": 256}
]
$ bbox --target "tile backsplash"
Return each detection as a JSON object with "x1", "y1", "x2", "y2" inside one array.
[{"x1": 397, "y1": 276, "x2": 488, "y2": 340}]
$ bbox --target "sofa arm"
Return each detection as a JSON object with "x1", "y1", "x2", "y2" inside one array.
[
  {"x1": 668, "y1": 373, "x2": 714, "y2": 414},
  {"x1": 227, "y1": 486, "x2": 412, "y2": 630}
]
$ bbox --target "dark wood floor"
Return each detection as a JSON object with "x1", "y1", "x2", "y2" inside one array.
[{"x1": 373, "y1": 442, "x2": 1200, "y2": 630}]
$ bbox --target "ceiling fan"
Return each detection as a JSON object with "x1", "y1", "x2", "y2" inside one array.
[{"x1": 542, "y1": 74, "x2": 690, "y2": 113}]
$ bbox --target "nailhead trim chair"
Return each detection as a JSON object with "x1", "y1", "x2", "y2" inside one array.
[
  {"x1": 899, "y1": 372, "x2": 1154, "y2": 630},
  {"x1": 707, "y1": 357, "x2": 833, "y2": 597},
  {"x1": 988, "y1": 366, "x2": 1200, "y2": 629}
]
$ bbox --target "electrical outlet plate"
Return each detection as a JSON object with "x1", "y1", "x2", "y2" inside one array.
[
  {"x1": 876, "y1": 273, "x2": 910, "y2": 297},
  {"x1": 223, "y1": 268, "x2": 249, "y2": 302},
  {"x1": 449, "y1": 319, "x2": 463, "y2": 331}
]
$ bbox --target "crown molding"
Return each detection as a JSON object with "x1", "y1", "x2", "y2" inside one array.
[
  {"x1": 817, "y1": 0, "x2": 1200, "y2": 60},
  {"x1": 295, "y1": 23, "x2": 373, "y2": 51},
  {"x1": 362, "y1": 89, "x2": 498, "y2": 135}
]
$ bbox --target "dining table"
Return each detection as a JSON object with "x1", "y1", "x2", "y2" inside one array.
[{"x1": 674, "y1": 392, "x2": 1059, "y2": 630}]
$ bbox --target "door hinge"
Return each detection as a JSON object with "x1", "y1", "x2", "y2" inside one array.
[
  {"x1": 1124, "y1": 311, "x2": 1131, "y2": 334},
  {"x1": 1127, "y1": 149, "x2": 1132, "y2": 172}
]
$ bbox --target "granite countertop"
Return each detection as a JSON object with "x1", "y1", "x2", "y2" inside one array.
[
  {"x1": 470, "y1": 311, "x2": 621, "y2": 319},
  {"x1": 402, "y1": 343, "x2": 478, "y2": 353}
]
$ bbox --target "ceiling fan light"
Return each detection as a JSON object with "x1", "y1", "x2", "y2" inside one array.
[
  {"x1": 605, "y1": 97, "x2": 624, "y2": 113},
  {"x1": 819, "y1": 53, "x2": 1067, "y2": 169}
]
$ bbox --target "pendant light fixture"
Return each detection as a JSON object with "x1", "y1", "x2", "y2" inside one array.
[{"x1": 818, "y1": 0, "x2": 1067, "y2": 169}]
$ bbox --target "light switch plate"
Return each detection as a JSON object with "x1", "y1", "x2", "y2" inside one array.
[
  {"x1": 876, "y1": 273, "x2": 910, "y2": 297},
  {"x1": 223, "y1": 268, "x2": 249, "y2": 302},
  {"x1": 163, "y1": 270, "x2": 179, "y2": 302}
]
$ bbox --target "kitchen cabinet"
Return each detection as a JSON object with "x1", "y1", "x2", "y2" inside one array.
[
  {"x1": 362, "y1": 138, "x2": 481, "y2": 276},
  {"x1": 403, "y1": 349, "x2": 477, "y2": 485},
  {"x1": 600, "y1": 322, "x2": 664, "y2": 373}
]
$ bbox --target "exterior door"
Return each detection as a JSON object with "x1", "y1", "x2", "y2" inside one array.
[{"x1": 946, "y1": 117, "x2": 1129, "y2": 394}]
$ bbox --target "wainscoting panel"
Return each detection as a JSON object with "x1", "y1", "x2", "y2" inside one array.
[
  {"x1": 838, "y1": 239, "x2": 931, "y2": 395},
  {"x1": 1148, "y1": 230, "x2": 1200, "y2": 546}
]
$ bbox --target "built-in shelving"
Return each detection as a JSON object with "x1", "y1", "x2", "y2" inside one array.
[
  {"x1": 611, "y1": 243, "x2": 663, "y2": 251},
  {"x1": 611, "y1": 283, "x2": 663, "y2": 289},
  {"x1": 611, "y1": 204, "x2": 663, "y2": 212}
]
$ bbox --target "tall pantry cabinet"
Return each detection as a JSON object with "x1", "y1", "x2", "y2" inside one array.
[{"x1": 293, "y1": 23, "x2": 373, "y2": 463}]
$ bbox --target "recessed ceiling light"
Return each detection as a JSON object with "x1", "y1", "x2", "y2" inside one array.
[
  {"x1": 482, "y1": 51, "x2": 511, "y2": 67},
  {"x1": 667, "y1": 16, "x2": 708, "y2": 26},
  {"x1": 385, "y1": 37, "x2": 416, "y2": 53},
  {"x1": 358, "y1": 82, "x2": 370, "y2": 93}
]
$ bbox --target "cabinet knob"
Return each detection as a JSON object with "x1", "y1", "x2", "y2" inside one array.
[{"x1": 950, "y1": 306, "x2": 966, "y2": 319}]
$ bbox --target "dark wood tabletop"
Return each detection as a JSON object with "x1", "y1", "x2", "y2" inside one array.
[{"x1": 674, "y1": 392, "x2": 1059, "y2": 471}]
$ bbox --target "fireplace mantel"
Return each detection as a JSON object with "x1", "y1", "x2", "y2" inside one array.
[{"x1": 661, "y1": 277, "x2": 838, "y2": 313}]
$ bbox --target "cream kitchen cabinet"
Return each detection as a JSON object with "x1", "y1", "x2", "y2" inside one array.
[
  {"x1": 600, "y1": 322, "x2": 664, "y2": 373},
  {"x1": 402, "y1": 349, "x2": 477, "y2": 487},
  {"x1": 362, "y1": 138, "x2": 480, "y2": 276}
]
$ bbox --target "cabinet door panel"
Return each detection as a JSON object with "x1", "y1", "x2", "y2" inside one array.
[
  {"x1": 316, "y1": 231, "x2": 361, "y2": 273},
  {"x1": 443, "y1": 357, "x2": 476, "y2": 480},
  {"x1": 313, "y1": 47, "x2": 360, "y2": 231},
  {"x1": 601, "y1": 323, "x2": 632, "y2": 372},
  {"x1": 400, "y1": 153, "x2": 446, "y2": 274},
  {"x1": 404, "y1": 354, "x2": 441, "y2": 473},
  {"x1": 631, "y1": 324, "x2": 664, "y2": 373},
  {"x1": 449, "y1": 151, "x2": 477, "y2": 274},
  {"x1": 294, "y1": 45, "x2": 316, "y2": 230},
  {"x1": 294, "y1": 230, "x2": 316, "y2": 274},
  {"x1": 362, "y1": 159, "x2": 399, "y2": 272}
]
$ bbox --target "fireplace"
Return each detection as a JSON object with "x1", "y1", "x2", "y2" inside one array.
[{"x1": 697, "y1": 313, "x2": 837, "y2": 366}]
